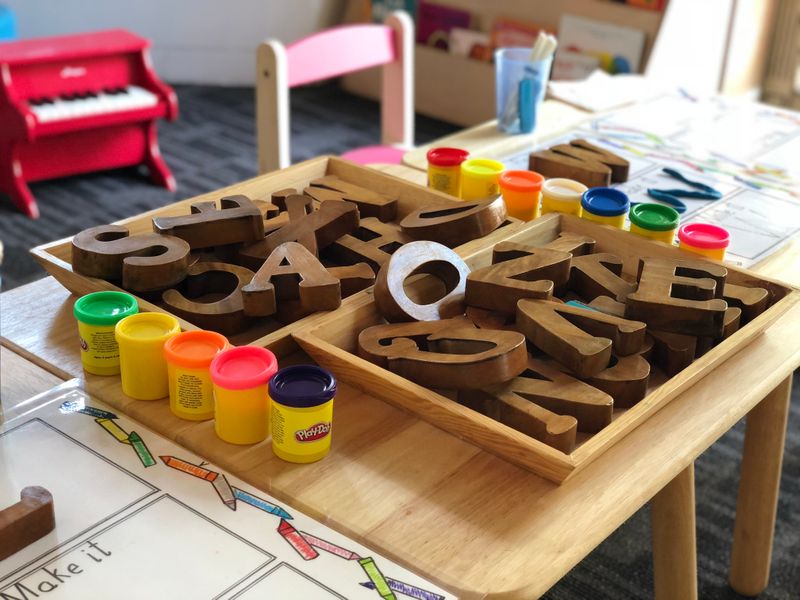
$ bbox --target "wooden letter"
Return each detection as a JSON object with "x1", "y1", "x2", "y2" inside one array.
[
  {"x1": 327, "y1": 263, "x2": 375, "y2": 297},
  {"x1": 238, "y1": 200, "x2": 359, "y2": 269},
  {"x1": 723, "y1": 282, "x2": 769, "y2": 323},
  {"x1": 358, "y1": 319, "x2": 528, "y2": 389},
  {"x1": 569, "y1": 253, "x2": 636, "y2": 302},
  {"x1": 516, "y1": 299, "x2": 646, "y2": 377},
  {"x1": 307, "y1": 175, "x2": 398, "y2": 221},
  {"x1": 696, "y1": 306, "x2": 742, "y2": 356},
  {"x1": 528, "y1": 138, "x2": 629, "y2": 186},
  {"x1": 242, "y1": 242, "x2": 340, "y2": 317},
  {"x1": 0, "y1": 486, "x2": 55, "y2": 561},
  {"x1": 324, "y1": 217, "x2": 411, "y2": 272},
  {"x1": 649, "y1": 330, "x2": 697, "y2": 376},
  {"x1": 152, "y1": 195, "x2": 264, "y2": 248},
  {"x1": 626, "y1": 257, "x2": 728, "y2": 336},
  {"x1": 72, "y1": 225, "x2": 190, "y2": 292},
  {"x1": 543, "y1": 232, "x2": 596, "y2": 256},
  {"x1": 374, "y1": 241, "x2": 471, "y2": 322},
  {"x1": 162, "y1": 261, "x2": 254, "y2": 335},
  {"x1": 400, "y1": 197, "x2": 507, "y2": 247},
  {"x1": 578, "y1": 354, "x2": 650, "y2": 409},
  {"x1": 465, "y1": 248, "x2": 572, "y2": 315}
]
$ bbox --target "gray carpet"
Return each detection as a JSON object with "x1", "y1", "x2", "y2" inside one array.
[{"x1": 0, "y1": 84, "x2": 797, "y2": 599}]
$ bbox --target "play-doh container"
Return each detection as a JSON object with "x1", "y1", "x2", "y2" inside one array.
[
  {"x1": 164, "y1": 330, "x2": 229, "y2": 421},
  {"x1": 73, "y1": 291, "x2": 138, "y2": 376},
  {"x1": 499, "y1": 170, "x2": 544, "y2": 221},
  {"x1": 427, "y1": 147, "x2": 469, "y2": 196},
  {"x1": 269, "y1": 365, "x2": 336, "y2": 464},
  {"x1": 629, "y1": 203, "x2": 680, "y2": 244},
  {"x1": 115, "y1": 312, "x2": 180, "y2": 400},
  {"x1": 541, "y1": 178, "x2": 587, "y2": 216},
  {"x1": 678, "y1": 223, "x2": 730, "y2": 260},
  {"x1": 460, "y1": 158, "x2": 505, "y2": 200},
  {"x1": 580, "y1": 187, "x2": 629, "y2": 229},
  {"x1": 210, "y1": 346, "x2": 278, "y2": 445}
]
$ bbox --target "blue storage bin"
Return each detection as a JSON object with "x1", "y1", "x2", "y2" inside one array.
[{"x1": 0, "y1": 5, "x2": 16, "y2": 41}]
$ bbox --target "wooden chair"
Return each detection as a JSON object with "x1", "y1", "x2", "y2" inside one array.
[{"x1": 256, "y1": 11, "x2": 414, "y2": 174}]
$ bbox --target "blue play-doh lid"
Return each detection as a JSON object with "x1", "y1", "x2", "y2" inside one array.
[
  {"x1": 269, "y1": 365, "x2": 336, "y2": 408},
  {"x1": 581, "y1": 187, "x2": 630, "y2": 217}
]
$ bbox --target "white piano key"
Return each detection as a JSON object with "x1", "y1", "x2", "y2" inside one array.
[{"x1": 29, "y1": 85, "x2": 159, "y2": 123}]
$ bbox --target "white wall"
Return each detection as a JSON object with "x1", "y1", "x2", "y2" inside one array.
[{"x1": 5, "y1": 0, "x2": 346, "y2": 85}]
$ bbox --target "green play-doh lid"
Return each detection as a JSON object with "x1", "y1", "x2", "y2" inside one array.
[
  {"x1": 74, "y1": 291, "x2": 138, "y2": 326},
  {"x1": 629, "y1": 203, "x2": 680, "y2": 232}
]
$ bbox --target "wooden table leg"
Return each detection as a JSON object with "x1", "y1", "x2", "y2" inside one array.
[
  {"x1": 652, "y1": 463, "x2": 697, "y2": 600},
  {"x1": 729, "y1": 374, "x2": 792, "y2": 596}
]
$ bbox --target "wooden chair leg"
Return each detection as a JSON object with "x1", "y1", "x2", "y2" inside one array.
[
  {"x1": 729, "y1": 375, "x2": 792, "y2": 596},
  {"x1": 652, "y1": 463, "x2": 697, "y2": 600}
]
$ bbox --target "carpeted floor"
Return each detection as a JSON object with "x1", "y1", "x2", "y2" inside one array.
[{"x1": 0, "y1": 84, "x2": 797, "y2": 599}]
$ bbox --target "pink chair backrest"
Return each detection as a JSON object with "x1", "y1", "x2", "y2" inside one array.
[{"x1": 286, "y1": 24, "x2": 397, "y2": 88}]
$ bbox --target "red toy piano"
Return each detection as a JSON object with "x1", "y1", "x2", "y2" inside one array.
[{"x1": 0, "y1": 29, "x2": 178, "y2": 218}]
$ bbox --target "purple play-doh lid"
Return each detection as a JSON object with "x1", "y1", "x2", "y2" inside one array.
[{"x1": 269, "y1": 365, "x2": 336, "y2": 408}]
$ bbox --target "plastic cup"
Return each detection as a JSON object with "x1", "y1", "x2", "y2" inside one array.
[
  {"x1": 629, "y1": 203, "x2": 680, "y2": 244},
  {"x1": 460, "y1": 158, "x2": 505, "y2": 200},
  {"x1": 580, "y1": 187, "x2": 630, "y2": 229},
  {"x1": 163, "y1": 330, "x2": 230, "y2": 421},
  {"x1": 210, "y1": 346, "x2": 278, "y2": 445},
  {"x1": 269, "y1": 365, "x2": 336, "y2": 464},
  {"x1": 73, "y1": 291, "x2": 138, "y2": 376},
  {"x1": 115, "y1": 313, "x2": 180, "y2": 400},
  {"x1": 495, "y1": 47, "x2": 553, "y2": 134},
  {"x1": 499, "y1": 170, "x2": 544, "y2": 221},
  {"x1": 427, "y1": 147, "x2": 469, "y2": 196},
  {"x1": 541, "y1": 178, "x2": 587, "y2": 216},
  {"x1": 678, "y1": 223, "x2": 730, "y2": 260}
]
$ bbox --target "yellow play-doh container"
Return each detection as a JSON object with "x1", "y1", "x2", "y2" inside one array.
[
  {"x1": 498, "y1": 170, "x2": 544, "y2": 221},
  {"x1": 115, "y1": 313, "x2": 180, "y2": 400},
  {"x1": 73, "y1": 291, "x2": 138, "y2": 376},
  {"x1": 460, "y1": 158, "x2": 505, "y2": 200},
  {"x1": 678, "y1": 223, "x2": 730, "y2": 260},
  {"x1": 629, "y1": 203, "x2": 680, "y2": 244},
  {"x1": 163, "y1": 330, "x2": 230, "y2": 421},
  {"x1": 269, "y1": 365, "x2": 336, "y2": 463},
  {"x1": 210, "y1": 346, "x2": 278, "y2": 445},
  {"x1": 427, "y1": 147, "x2": 469, "y2": 196},
  {"x1": 580, "y1": 187, "x2": 630, "y2": 229},
  {"x1": 541, "y1": 178, "x2": 587, "y2": 216}
]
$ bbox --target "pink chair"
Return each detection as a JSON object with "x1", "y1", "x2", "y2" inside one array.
[{"x1": 256, "y1": 11, "x2": 414, "y2": 174}]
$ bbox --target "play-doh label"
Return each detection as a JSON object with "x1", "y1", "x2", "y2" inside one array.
[{"x1": 294, "y1": 422, "x2": 331, "y2": 443}]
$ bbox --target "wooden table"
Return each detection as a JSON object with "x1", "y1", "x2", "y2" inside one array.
[{"x1": 2, "y1": 253, "x2": 797, "y2": 598}]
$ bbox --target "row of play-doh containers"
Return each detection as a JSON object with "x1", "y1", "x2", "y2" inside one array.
[
  {"x1": 426, "y1": 147, "x2": 730, "y2": 260},
  {"x1": 72, "y1": 292, "x2": 335, "y2": 463}
]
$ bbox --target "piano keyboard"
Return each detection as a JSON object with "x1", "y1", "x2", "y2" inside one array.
[{"x1": 28, "y1": 85, "x2": 159, "y2": 123}]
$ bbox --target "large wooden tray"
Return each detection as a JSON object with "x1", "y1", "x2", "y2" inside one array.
[
  {"x1": 31, "y1": 156, "x2": 521, "y2": 356},
  {"x1": 293, "y1": 213, "x2": 799, "y2": 483}
]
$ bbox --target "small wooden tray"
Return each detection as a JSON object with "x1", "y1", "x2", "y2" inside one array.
[
  {"x1": 293, "y1": 214, "x2": 798, "y2": 483},
  {"x1": 31, "y1": 156, "x2": 520, "y2": 356}
]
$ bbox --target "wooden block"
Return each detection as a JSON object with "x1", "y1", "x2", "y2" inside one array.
[
  {"x1": 465, "y1": 306, "x2": 515, "y2": 330},
  {"x1": 458, "y1": 385, "x2": 578, "y2": 454},
  {"x1": 543, "y1": 232, "x2": 596, "y2": 256},
  {"x1": 242, "y1": 242, "x2": 341, "y2": 317},
  {"x1": 0, "y1": 486, "x2": 55, "y2": 561},
  {"x1": 516, "y1": 299, "x2": 646, "y2": 377},
  {"x1": 270, "y1": 188, "x2": 299, "y2": 211},
  {"x1": 283, "y1": 194, "x2": 318, "y2": 255},
  {"x1": 399, "y1": 197, "x2": 507, "y2": 247},
  {"x1": 308, "y1": 175, "x2": 398, "y2": 221},
  {"x1": 649, "y1": 330, "x2": 697, "y2": 377},
  {"x1": 696, "y1": 306, "x2": 742, "y2": 356},
  {"x1": 358, "y1": 318, "x2": 528, "y2": 389},
  {"x1": 587, "y1": 296, "x2": 627, "y2": 317},
  {"x1": 327, "y1": 263, "x2": 375, "y2": 297},
  {"x1": 569, "y1": 253, "x2": 636, "y2": 302},
  {"x1": 324, "y1": 217, "x2": 411, "y2": 272},
  {"x1": 262, "y1": 211, "x2": 290, "y2": 235},
  {"x1": 465, "y1": 248, "x2": 571, "y2": 315},
  {"x1": 626, "y1": 257, "x2": 728, "y2": 337},
  {"x1": 162, "y1": 261, "x2": 254, "y2": 335},
  {"x1": 723, "y1": 282, "x2": 770, "y2": 323},
  {"x1": 72, "y1": 225, "x2": 190, "y2": 293},
  {"x1": 528, "y1": 138, "x2": 630, "y2": 187},
  {"x1": 238, "y1": 200, "x2": 359, "y2": 270},
  {"x1": 374, "y1": 241, "x2": 471, "y2": 322},
  {"x1": 152, "y1": 195, "x2": 265, "y2": 248},
  {"x1": 577, "y1": 353, "x2": 651, "y2": 409}
]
